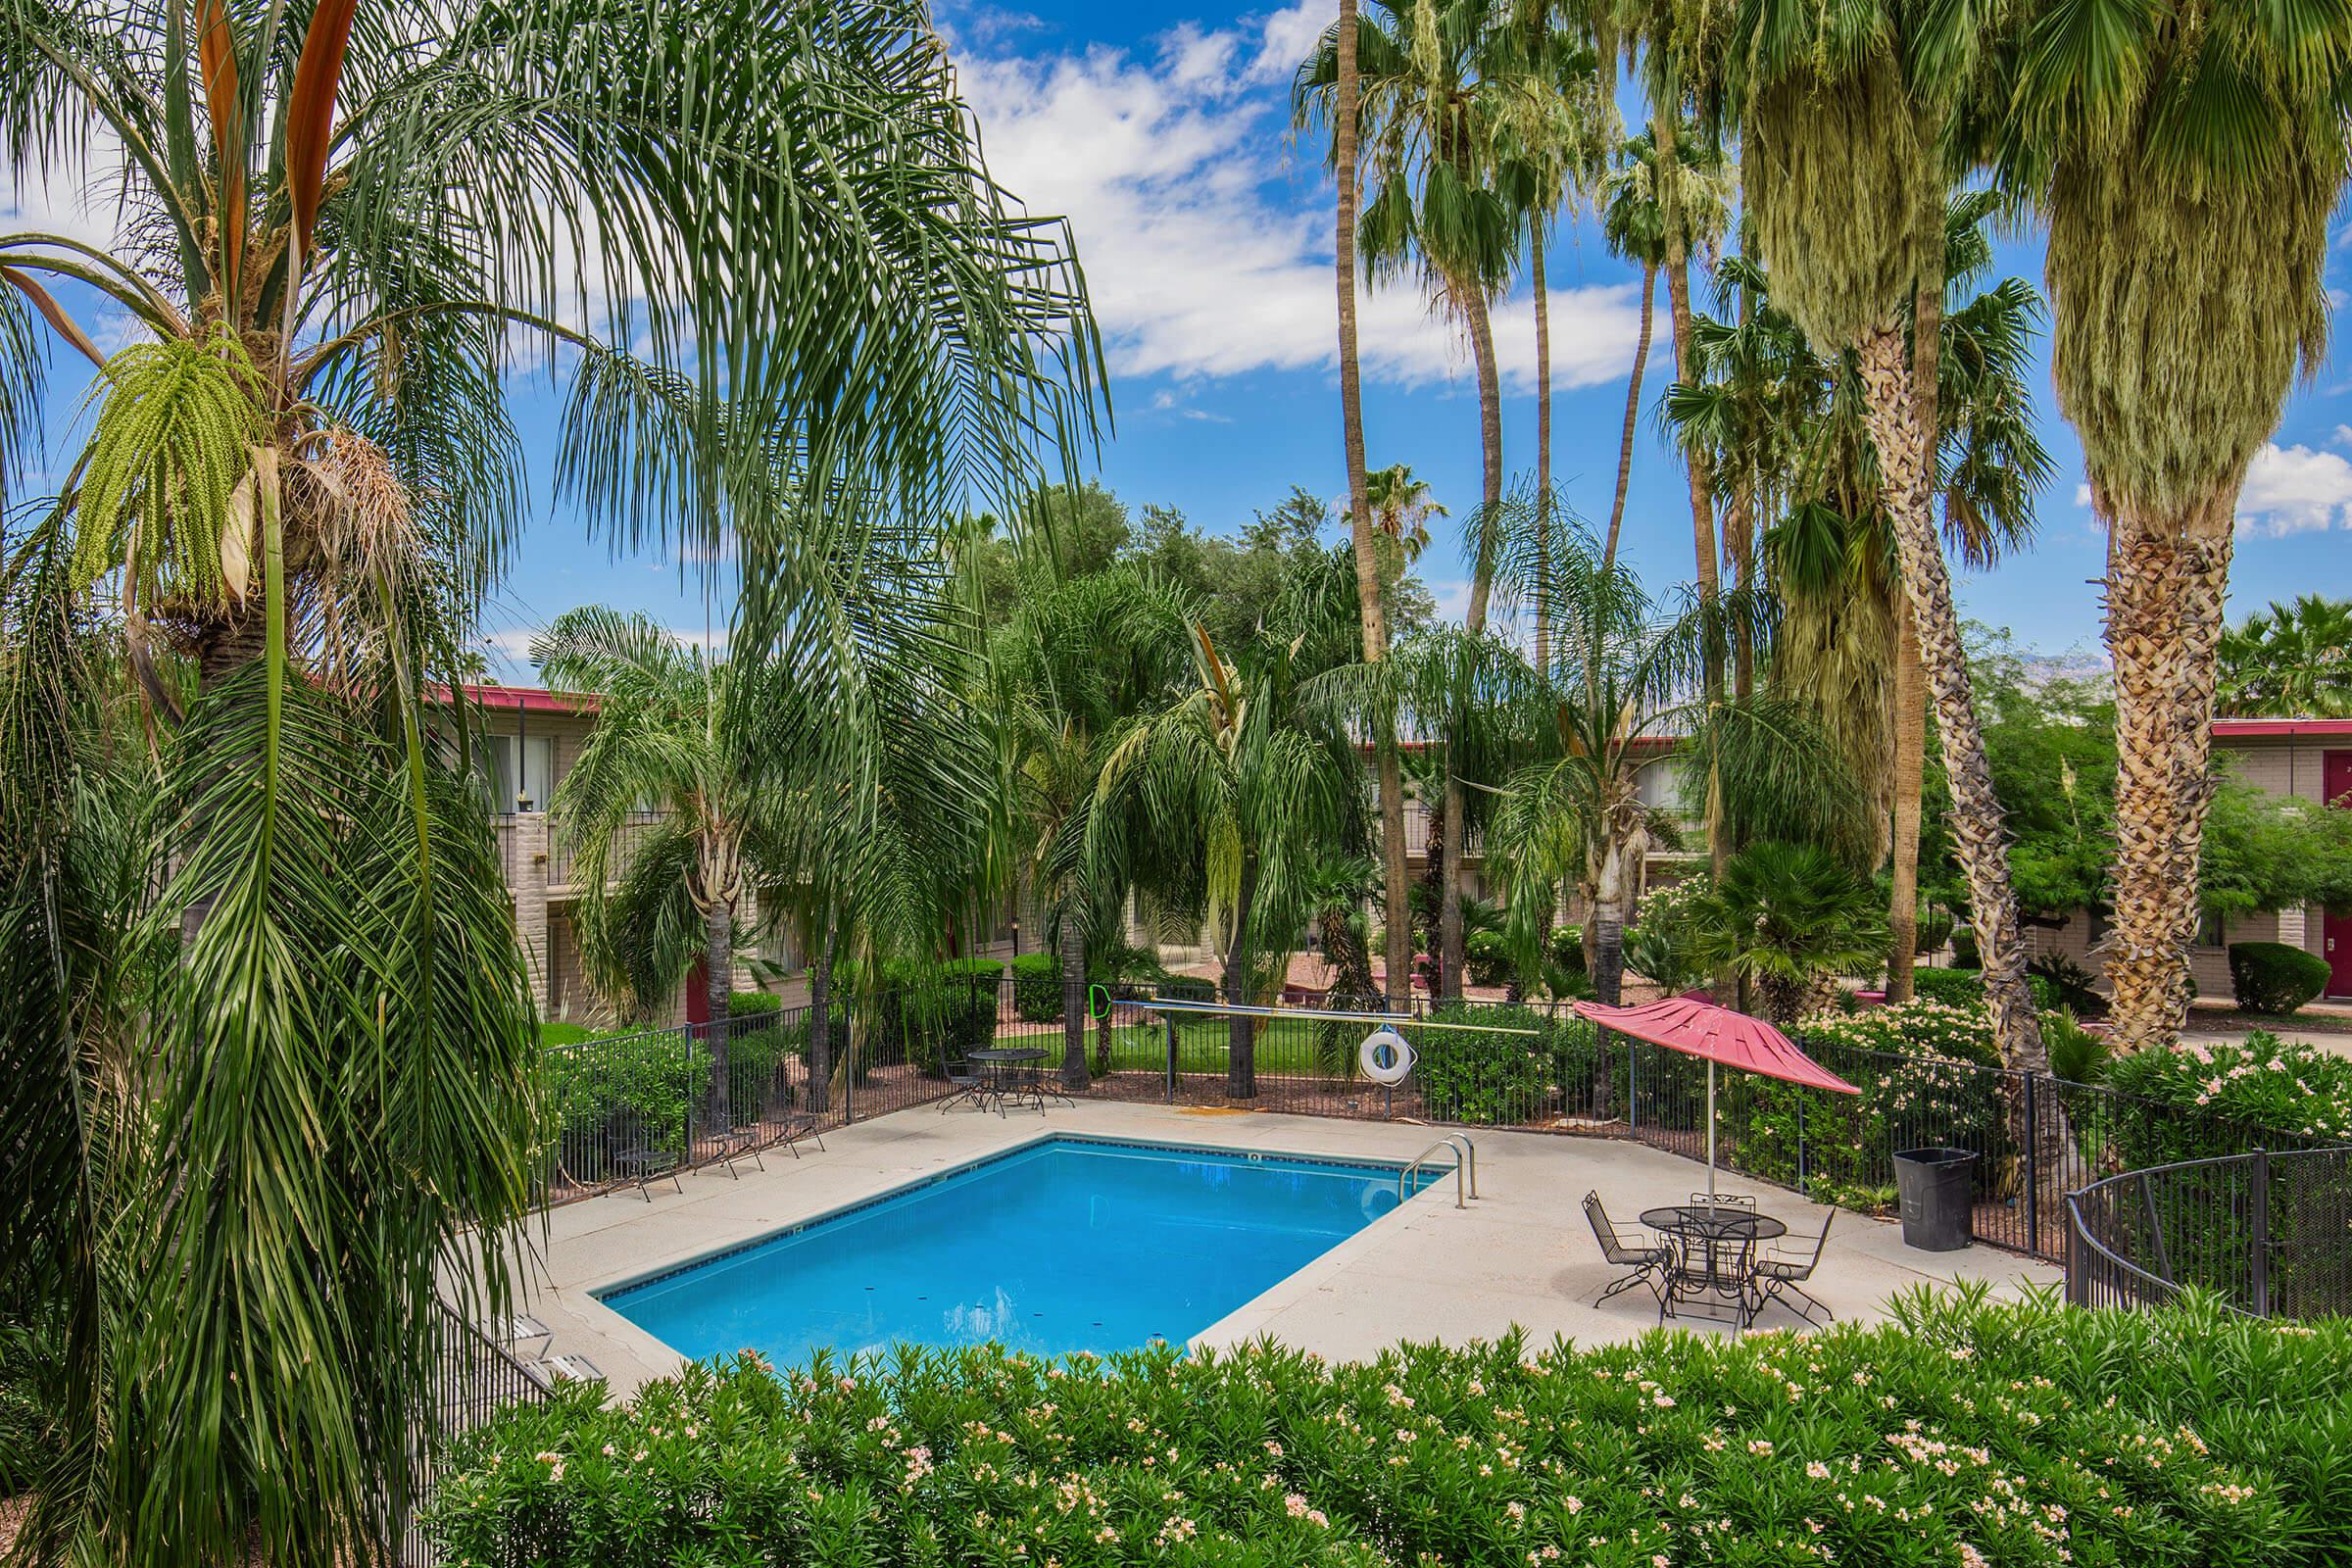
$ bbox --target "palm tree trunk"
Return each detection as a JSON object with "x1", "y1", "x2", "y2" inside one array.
[
  {"x1": 1728, "y1": 477, "x2": 1755, "y2": 701},
  {"x1": 2104, "y1": 500, "x2": 2236, "y2": 1053},
  {"x1": 1604, "y1": 264, "x2": 1656, "y2": 569},
  {"x1": 1462, "y1": 285, "x2": 1504, "y2": 631},
  {"x1": 1885, "y1": 610, "x2": 1926, "y2": 1003},
  {"x1": 1334, "y1": 2, "x2": 1412, "y2": 1008},
  {"x1": 1659, "y1": 184, "x2": 1726, "y2": 884},
  {"x1": 1533, "y1": 221, "x2": 1553, "y2": 673},
  {"x1": 1853, "y1": 326, "x2": 2044, "y2": 1075},
  {"x1": 807, "y1": 934, "x2": 833, "y2": 1114},
  {"x1": 1058, "y1": 894, "x2": 1089, "y2": 1093},
  {"x1": 703, "y1": 897, "x2": 735, "y2": 1129},
  {"x1": 1439, "y1": 768, "x2": 1467, "y2": 999},
  {"x1": 1448, "y1": 280, "x2": 1502, "y2": 1004},
  {"x1": 1224, "y1": 855, "x2": 1258, "y2": 1098}
]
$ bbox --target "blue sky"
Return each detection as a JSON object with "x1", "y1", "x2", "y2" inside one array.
[{"x1": 9, "y1": 0, "x2": 2351, "y2": 679}]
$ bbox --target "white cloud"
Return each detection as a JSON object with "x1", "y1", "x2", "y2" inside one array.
[
  {"x1": 2332, "y1": 424, "x2": 2352, "y2": 449},
  {"x1": 2073, "y1": 482, "x2": 2093, "y2": 510},
  {"x1": 952, "y1": 16, "x2": 1642, "y2": 392},
  {"x1": 2236, "y1": 442, "x2": 2352, "y2": 536}
]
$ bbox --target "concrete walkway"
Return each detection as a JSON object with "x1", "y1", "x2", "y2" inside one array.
[{"x1": 501, "y1": 1102, "x2": 2058, "y2": 1396}]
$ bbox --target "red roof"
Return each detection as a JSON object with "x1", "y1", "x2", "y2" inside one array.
[
  {"x1": 1573, "y1": 997, "x2": 1860, "y2": 1095},
  {"x1": 424, "y1": 682, "x2": 598, "y2": 716},
  {"x1": 2213, "y1": 718, "x2": 2352, "y2": 739}
]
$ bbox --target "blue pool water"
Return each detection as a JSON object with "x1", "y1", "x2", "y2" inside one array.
[{"x1": 600, "y1": 1137, "x2": 1429, "y2": 1364}]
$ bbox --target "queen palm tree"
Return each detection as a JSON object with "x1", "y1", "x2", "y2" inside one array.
[
  {"x1": 2217, "y1": 597, "x2": 2352, "y2": 718},
  {"x1": 2002, "y1": 0, "x2": 2352, "y2": 1051},
  {"x1": 990, "y1": 564, "x2": 1187, "y2": 1092},
  {"x1": 0, "y1": 3, "x2": 1098, "y2": 1557},
  {"x1": 1093, "y1": 549, "x2": 1368, "y2": 1096},
  {"x1": 1711, "y1": 0, "x2": 2049, "y2": 1075},
  {"x1": 534, "y1": 608, "x2": 799, "y2": 1124}
]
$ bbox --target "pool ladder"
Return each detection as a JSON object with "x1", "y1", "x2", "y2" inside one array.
[{"x1": 1400, "y1": 1133, "x2": 1478, "y2": 1208}]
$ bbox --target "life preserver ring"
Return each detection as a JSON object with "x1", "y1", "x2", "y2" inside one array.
[{"x1": 1358, "y1": 1026, "x2": 1414, "y2": 1085}]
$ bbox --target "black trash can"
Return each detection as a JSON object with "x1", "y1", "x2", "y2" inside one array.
[{"x1": 1892, "y1": 1148, "x2": 1977, "y2": 1251}]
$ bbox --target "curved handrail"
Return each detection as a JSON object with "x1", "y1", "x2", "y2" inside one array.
[
  {"x1": 1401, "y1": 1139, "x2": 1471, "y2": 1208},
  {"x1": 2063, "y1": 1146, "x2": 2350, "y2": 1320}
]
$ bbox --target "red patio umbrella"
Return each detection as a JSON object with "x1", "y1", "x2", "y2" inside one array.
[{"x1": 1574, "y1": 997, "x2": 1860, "y2": 1198}]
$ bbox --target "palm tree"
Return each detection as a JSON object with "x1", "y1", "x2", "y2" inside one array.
[
  {"x1": 1712, "y1": 0, "x2": 2049, "y2": 1075},
  {"x1": 0, "y1": 3, "x2": 1097, "y2": 1552},
  {"x1": 1685, "y1": 841, "x2": 1890, "y2": 1024},
  {"x1": 2217, "y1": 597, "x2": 2352, "y2": 718},
  {"x1": 1409, "y1": 505, "x2": 1869, "y2": 1006},
  {"x1": 990, "y1": 564, "x2": 1187, "y2": 1092},
  {"x1": 1333, "y1": 0, "x2": 1416, "y2": 1010},
  {"x1": 535, "y1": 609, "x2": 790, "y2": 1124},
  {"x1": 1365, "y1": 463, "x2": 1446, "y2": 566},
  {"x1": 2004, "y1": 0, "x2": 2349, "y2": 1054},
  {"x1": 1680, "y1": 196, "x2": 2047, "y2": 1000},
  {"x1": 1297, "y1": 0, "x2": 1519, "y2": 626},
  {"x1": 1094, "y1": 549, "x2": 1368, "y2": 1096}
]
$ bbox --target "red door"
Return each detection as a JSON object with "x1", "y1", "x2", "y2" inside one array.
[{"x1": 2328, "y1": 753, "x2": 2352, "y2": 998}]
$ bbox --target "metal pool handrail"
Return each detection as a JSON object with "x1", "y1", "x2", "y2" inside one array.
[{"x1": 1401, "y1": 1134, "x2": 1477, "y2": 1207}]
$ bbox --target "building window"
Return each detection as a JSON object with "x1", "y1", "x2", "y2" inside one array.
[
  {"x1": 2198, "y1": 909, "x2": 2228, "y2": 949},
  {"x1": 479, "y1": 734, "x2": 555, "y2": 814}
]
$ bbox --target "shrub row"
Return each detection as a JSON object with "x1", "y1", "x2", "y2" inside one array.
[
  {"x1": 428, "y1": 1288, "x2": 2352, "y2": 1568},
  {"x1": 2102, "y1": 1029, "x2": 2352, "y2": 1160}
]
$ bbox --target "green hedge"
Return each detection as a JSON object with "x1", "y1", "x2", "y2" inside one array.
[
  {"x1": 1011, "y1": 952, "x2": 1061, "y2": 1022},
  {"x1": 1413, "y1": 1003, "x2": 1600, "y2": 1125},
  {"x1": 2226, "y1": 942, "x2": 2331, "y2": 1016},
  {"x1": 429, "y1": 1290, "x2": 2352, "y2": 1568}
]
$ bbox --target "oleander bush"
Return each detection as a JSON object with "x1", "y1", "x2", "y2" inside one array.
[
  {"x1": 2103, "y1": 1031, "x2": 2352, "y2": 1165},
  {"x1": 426, "y1": 1287, "x2": 2352, "y2": 1568},
  {"x1": 1721, "y1": 1002, "x2": 2009, "y2": 1200},
  {"x1": 2226, "y1": 942, "x2": 2332, "y2": 1017},
  {"x1": 1413, "y1": 1003, "x2": 1600, "y2": 1125},
  {"x1": 1910, "y1": 967, "x2": 2060, "y2": 1013}
]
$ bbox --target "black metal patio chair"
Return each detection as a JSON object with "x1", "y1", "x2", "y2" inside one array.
[
  {"x1": 940, "y1": 1048, "x2": 990, "y2": 1113},
  {"x1": 1584, "y1": 1191, "x2": 1671, "y2": 1308},
  {"x1": 1748, "y1": 1210, "x2": 1836, "y2": 1326}
]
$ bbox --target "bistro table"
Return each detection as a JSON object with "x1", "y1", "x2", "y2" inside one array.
[
  {"x1": 1641, "y1": 1204, "x2": 1787, "y2": 1328},
  {"x1": 966, "y1": 1047, "x2": 1060, "y2": 1114}
]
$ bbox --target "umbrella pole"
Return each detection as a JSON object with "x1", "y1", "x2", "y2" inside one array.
[{"x1": 1706, "y1": 1059, "x2": 1717, "y2": 1200}]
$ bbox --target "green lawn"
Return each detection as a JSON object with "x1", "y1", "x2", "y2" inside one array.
[{"x1": 540, "y1": 1021, "x2": 597, "y2": 1048}]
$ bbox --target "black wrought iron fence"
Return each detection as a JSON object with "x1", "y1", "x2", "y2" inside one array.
[
  {"x1": 401, "y1": 1302, "x2": 550, "y2": 1566},
  {"x1": 2066, "y1": 1147, "x2": 2352, "y2": 1320}
]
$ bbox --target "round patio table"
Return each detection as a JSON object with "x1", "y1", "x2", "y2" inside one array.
[
  {"x1": 968, "y1": 1047, "x2": 1054, "y2": 1114},
  {"x1": 1641, "y1": 1204, "x2": 1786, "y2": 1328}
]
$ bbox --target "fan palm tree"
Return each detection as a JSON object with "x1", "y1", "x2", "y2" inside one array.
[
  {"x1": 1593, "y1": 124, "x2": 1729, "y2": 567},
  {"x1": 989, "y1": 564, "x2": 1188, "y2": 1092},
  {"x1": 1297, "y1": 0, "x2": 1519, "y2": 627},
  {"x1": 1682, "y1": 195, "x2": 2047, "y2": 1000},
  {"x1": 2217, "y1": 597, "x2": 2352, "y2": 719},
  {"x1": 1710, "y1": 0, "x2": 2049, "y2": 1075},
  {"x1": 1365, "y1": 463, "x2": 1446, "y2": 567},
  {"x1": 1093, "y1": 549, "x2": 1368, "y2": 1096},
  {"x1": 535, "y1": 608, "x2": 794, "y2": 1124},
  {"x1": 1331, "y1": 0, "x2": 1415, "y2": 1010},
  {"x1": 1685, "y1": 840, "x2": 1891, "y2": 1024},
  {"x1": 2001, "y1": 0, "x2": 2351, "y2": 1052},
  {"x1": 0, "y1": 4, "x2": 1098, "y2": 1556}
]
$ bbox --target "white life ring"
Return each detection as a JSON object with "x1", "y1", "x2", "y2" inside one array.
[{"x1": 1358, "y1": 1026, "x2": 1415, "y2": 1085}]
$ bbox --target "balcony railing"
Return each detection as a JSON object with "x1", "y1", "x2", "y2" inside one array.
[{"x1": 545, "y1": 809, "x2": 667, "y2": 892}]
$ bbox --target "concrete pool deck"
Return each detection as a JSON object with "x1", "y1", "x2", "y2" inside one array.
[{"x1": 500, "y1": 1101, "x2": 2060, "y2": 1396}]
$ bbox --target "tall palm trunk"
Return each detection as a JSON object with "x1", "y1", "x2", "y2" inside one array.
[
  {"x1": 807, "y1": 933, "x2": 834, "y2": 1114},
  {"x1": 1853, "y1": 326, "x2": 2044, "y2": 1075},
  {"x1": 1334, "y1": 0, "x2": 1412, "y2": 1007},
  {"x1": 703, "y1": 895, "x2": 735, "y2": 1127},
  {"x1": 1058, "y1": 893, "x2": 1089, "y2": 1092},
  {"x1": 1446, "y1": 280, "x2": 1503, "y2": 1001},
  {"x1": 1885, "y1": 612, "x2": 1926, "y2": 1002},
  {"x1": 1604, "y1": 263, "x2": 1656, "y2": 569},
  {"x1": 1223, "y1": 856, "x2": 1259, "y2": 1097},
  {"x1": 1533, "y1": 221, "x2": 1553, "y2": 672},
  {"x1": 2105, "y1": 501, "x2": 2236, "y2": 1052}
]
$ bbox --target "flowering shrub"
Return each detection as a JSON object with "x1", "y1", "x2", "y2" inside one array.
[
  {"x1": 1706, "y1": 1002, "x2": 2007, "y2": 1198},
  {"x1": 2104, "y1": 1031, "x2": 2352, "y2": 1164},
  {"x1": 427, "y1": 1289, "x2": 2352, "y2": 1567}
]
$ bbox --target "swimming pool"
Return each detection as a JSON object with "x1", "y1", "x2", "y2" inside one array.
[{"x1": 599, "y1": 1136, "x2": 1433, "y2": 1364}]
